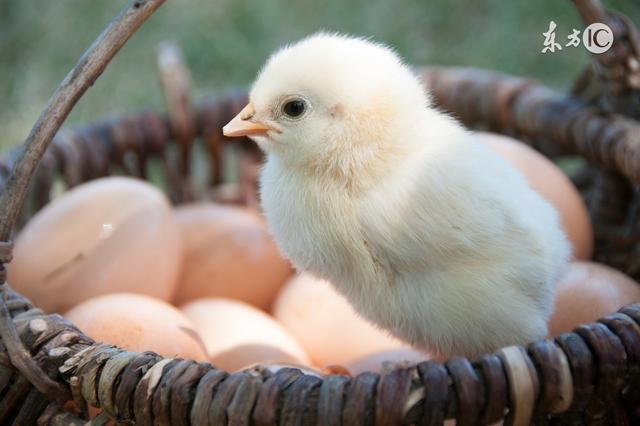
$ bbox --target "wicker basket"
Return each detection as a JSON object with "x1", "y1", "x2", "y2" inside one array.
[{"x1": 0, "y1": 0, "x2": 639, "y2": 424}]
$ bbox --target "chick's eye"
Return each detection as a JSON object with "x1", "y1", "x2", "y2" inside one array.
[{"x1": 282, "y1": 99, "x2": 306, "y2": 118}]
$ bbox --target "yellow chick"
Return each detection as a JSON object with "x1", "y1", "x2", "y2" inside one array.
[{"x1": 223, "y1": 33, "x2": 570, "y2": 359}]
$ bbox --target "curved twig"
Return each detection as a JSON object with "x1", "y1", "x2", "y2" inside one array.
[
  {"x1": 0, "y1": 0, "x2": 166, "y2": 241},
  {"x1": 0, "y1": 0, "x2": 165, "y2": 406}
]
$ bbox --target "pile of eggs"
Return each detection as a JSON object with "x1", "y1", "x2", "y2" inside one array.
[
  {"x1": 7, "y1": 132, "x2": 640, "y2": 378},
  {"x1": 8, "y1": 176, "x2": 416, "y2": 374}
]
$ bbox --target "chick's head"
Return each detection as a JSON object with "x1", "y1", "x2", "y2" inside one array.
[{"x1": 224, "y1": 33, "x2": 430, "y2": 181}]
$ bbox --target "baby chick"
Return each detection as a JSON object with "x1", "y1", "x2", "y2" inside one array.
[{"x1": 223, "y1": 33, "x2": 570, "y2": 359}]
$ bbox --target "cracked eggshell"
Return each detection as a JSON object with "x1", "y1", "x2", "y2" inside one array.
[
  {"x1": 64, "y1": 293, "x2": 208, "y2": 360},
  {"x1": 9, "y1": 177, "x2": 182, "y2": 313}
]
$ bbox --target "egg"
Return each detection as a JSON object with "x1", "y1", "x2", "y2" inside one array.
[
  {"x1": 173, "y1": 203, "x2": 293, "y2": 310},
  {"x1": 346, "y1": 348, "x2": 431, "y2": 375},
  {"x1": 272, "y1": 273, "x2": 407, "y2": 367},
  {"x1": 9, "y1": 177, "x2": 182, "y2": 313},
  {"x1": 548, "y1": 261, "x2": 640, "y2": 336},
  {"x1": 65, "y1": 293, "x2": 207, "y2": 360},
  {"x1": 181, "y1": 298, "x2": 309, "y2": 371},
  {"x1": 476, "y1": 132, "x2": 593, "y2": 260}
]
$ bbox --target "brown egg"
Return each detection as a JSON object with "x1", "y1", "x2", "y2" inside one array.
[
  {"x1": 181, "y1": 298, "x2": 309, "y2": 371},
  {"x1": 272, "y1": 273, "x2": 407, "y2": 367},
  {"x1": 173, "y1": 203, "x2": 293, "y2": 310},
  {"x1": 346, "y1": 348, "x2": 431, "y2": 375},
  {"x1": 476, "y1": 132, "x2": 593, "y2": 260},
  {"x1": 549, "y1": 261, "x2": 640, "y2": 336},
  {"x1": 65, "y1": 293, "x2": 207, "y2": 360},
  {"x1": 9, "y1": 177, "x2": 182, "y2": 313}
]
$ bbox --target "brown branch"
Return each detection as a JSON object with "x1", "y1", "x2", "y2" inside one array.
[
  {"x1": 572, "y1": 0, "x2": 608, "y2": 25},
  {"x1": 157, "y1": 40, "x2": 195, "y2": 169},
  {"x1": 0, "y1": 0, "x2": 165, "y2": 405},
  {"x1": 156, "y1": 41, "x2": 196, "y2": 202},
  {"x1": 0, "y1": 0, "x2": 166, "y2": 241}
]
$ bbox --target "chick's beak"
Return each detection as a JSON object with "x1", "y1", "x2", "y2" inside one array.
[{"x1": 223, "y1": 103, "x2": 275, "y2": 137}]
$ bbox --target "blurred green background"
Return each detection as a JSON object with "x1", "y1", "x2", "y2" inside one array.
[{"x1": 1, "y1": 0, "x2": 638, "y2": 150}]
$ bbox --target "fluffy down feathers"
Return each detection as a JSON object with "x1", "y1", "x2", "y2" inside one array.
[{"x1": 224, "y1": 33, "x2": 570, "y2": 358}]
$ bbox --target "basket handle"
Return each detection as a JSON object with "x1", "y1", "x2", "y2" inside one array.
[
  {"x1": 572, "y1": 0, "x2": 640, "y2": 112},
  {"x1": 574, "y1": 0, "x2": 640, "y2": 70},
  {"x1": 0, "y1": 0, "x2": 166, "y2": 241},
  {"x1": 0, "y1": 0, "x2": 166, "y2": 404}
]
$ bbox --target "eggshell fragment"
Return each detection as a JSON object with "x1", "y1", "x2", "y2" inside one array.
[
  {"x1": 272, "y1": 273, "x2": 407, "y2": 367},
  {"x1": 181, "y1": 298, "x2": 309, "y2": 371},
  {"x1": 9, "y1": 177, "x2": 182, "y2": 313},
  {"x1": 477, "y1": 132, "x2": 593, "y2": 260},
  {"x1": 549, "y1": 261, "x2": 640, "y2": 336},
  {"x1": 65, "y1": 293, "x2": 207, "y2": 360},
  {"x1": 346, "y1": 348, "x2": 431, "y2": 375},
  {"x1": 173, "y1": 203, "x2": 293, "y2": 310}
]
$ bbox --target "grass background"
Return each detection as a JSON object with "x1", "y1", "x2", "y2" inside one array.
[{"x1": 1, "y1": 0, "x2": 638, "y2": 150}]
